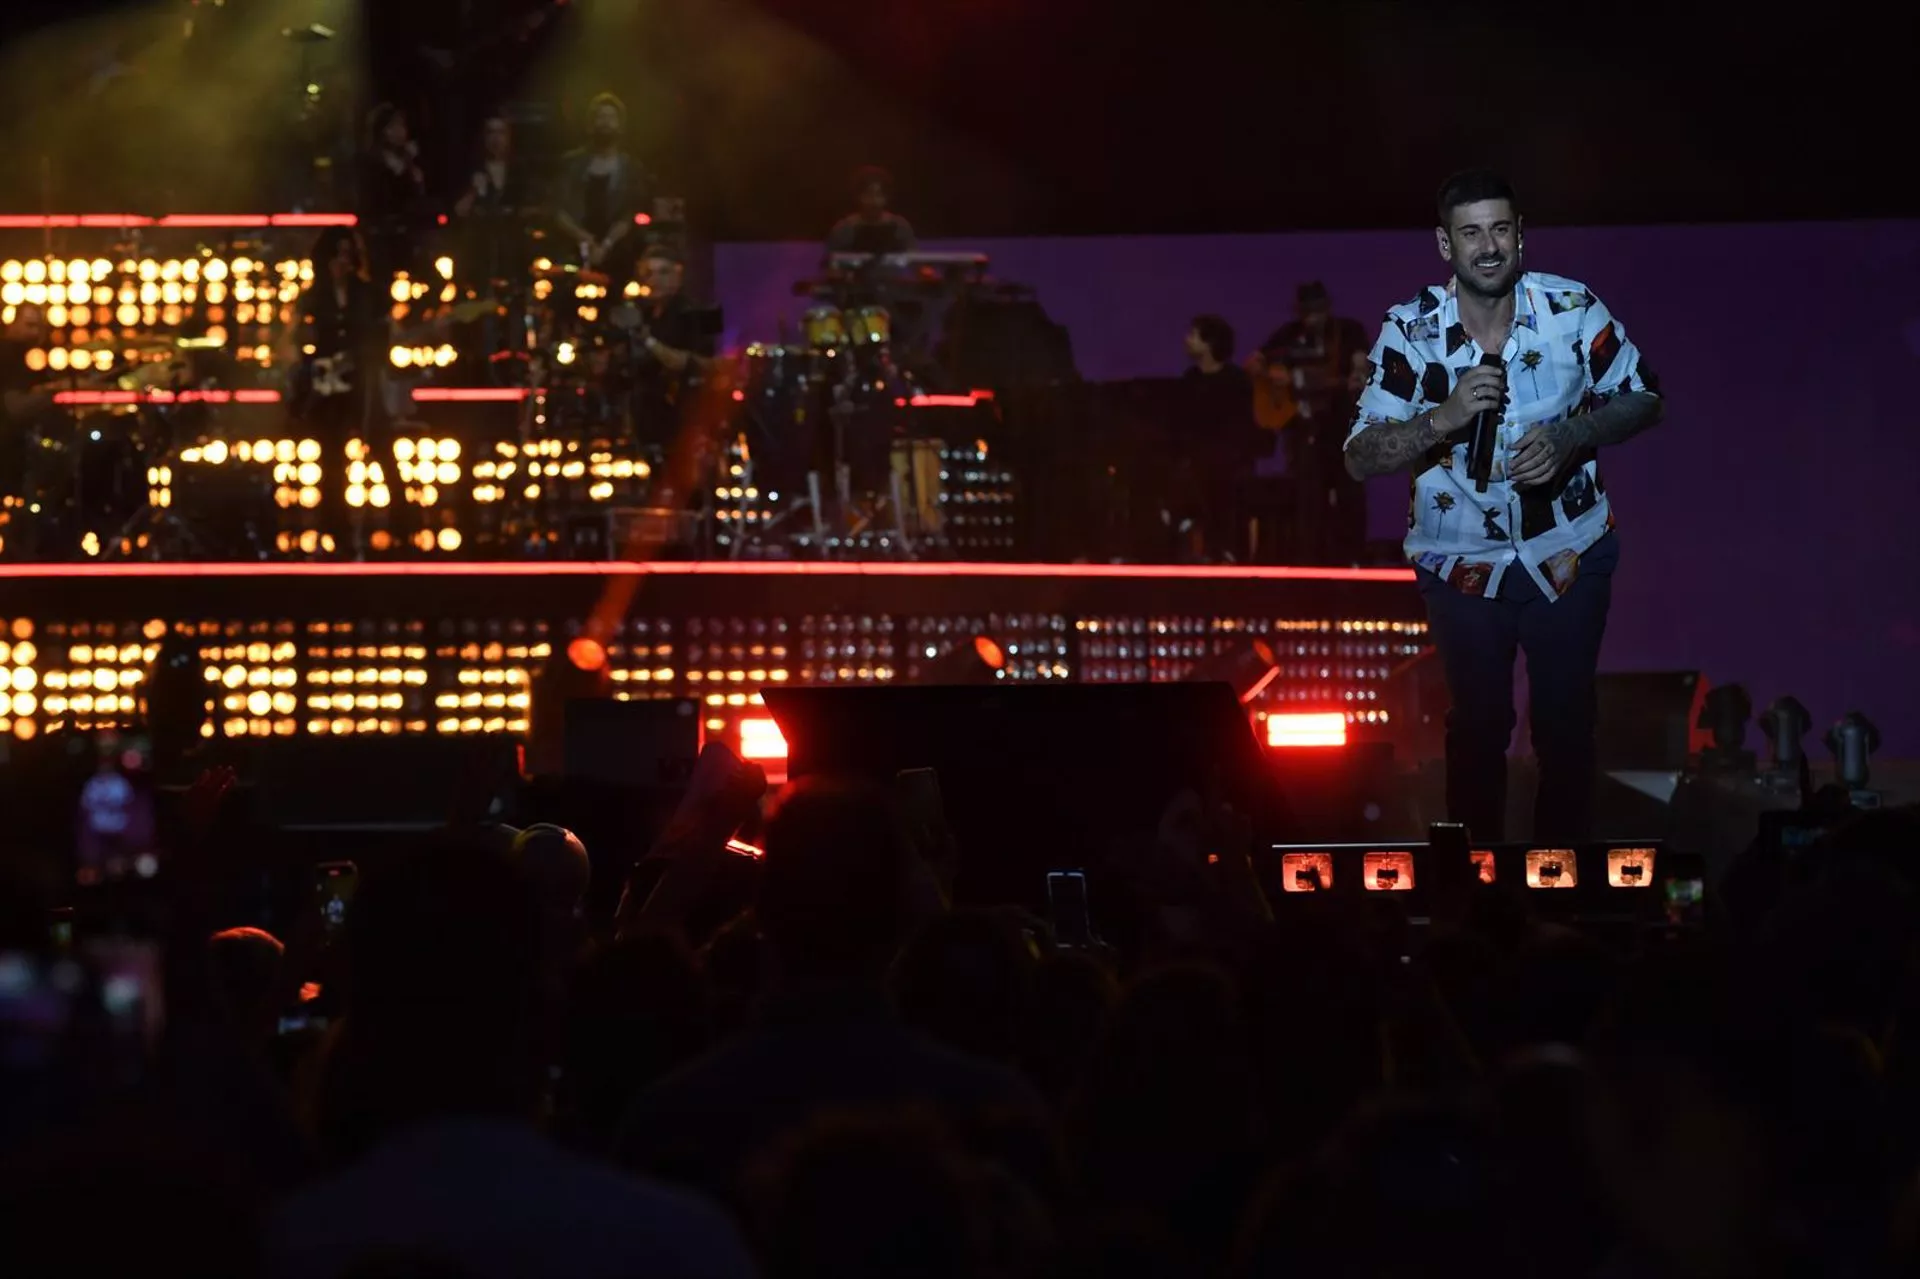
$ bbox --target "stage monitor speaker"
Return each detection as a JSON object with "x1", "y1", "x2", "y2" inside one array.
[
  {"x1": 561, "y1": 697, "x2": 702, "y2": 790},
  {"x1": 252, "y1": 735, "x2": 520, "y2": 831},
  {"x1": 1594, "y1": 671, "x2": 1710, "y2": 772},
  {"x1": 760, "y1": 682, "x2": 1280, "y2": 909}
]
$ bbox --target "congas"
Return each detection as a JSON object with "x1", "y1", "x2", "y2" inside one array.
[
  {"x1": 848, "y1": 306, "x2": 891, "y2": 347},
  {"x1": 889, "y1": 436, "x2": 946, "y2": 539},
  {"x1": 801, "y1": 306, "x2": 847, "y2": 351}
]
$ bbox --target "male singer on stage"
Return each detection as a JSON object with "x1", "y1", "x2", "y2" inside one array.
[{"x1": 1344, "y1": 171, "x2": 1662, "y2": 842}]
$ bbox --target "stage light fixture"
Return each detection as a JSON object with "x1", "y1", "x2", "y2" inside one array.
[
  {"x1": 737, "y1": 716, "x2": 788, "y2": 762},
  {"x1": 1362, "y1": 850, "x2": 1413, "y2": 891},
  {"x1": 1183, "y1": 637, "x2": 1279, "y2": 704},
  {"x1": 1279, "y1": 851, "x2": 1333, "y2": 893},
  {"x1": 1758, "y1": 694, "x2": 1811, "y2": 781},
  {"x1": 565, "y1": 636, "x2": 606, "y2": 673},
  {"x1": 1696, "y1": 682, "x2": 1754, "y2": 770},
  {"x1": 1525, "y1": 848, "x2": 1577, "y2": 889},
  {"x1": 1825, "y1": 711, "x2": 1881, "y2": 792},
  {"x1": 1606, "y1": 846, "x2": 1657, "y2": 888},
  {"x1": 1265, "y1": 711, "x2": 1347, "y2": 749},
  {"x1": 918, "y1": 634, "x2": 1004, "y2": 684}
]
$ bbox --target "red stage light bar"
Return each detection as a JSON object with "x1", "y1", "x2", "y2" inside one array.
[
  {"x1": 0, "y1": 213, "x2": 357, "y2": 230},
  {"x1": 156, "y1": 215, "x2": 270, "y2": 228},
  {"x1": 1265, "y1": 711, "x2": 1350, "y2": 748},
  {"x1": 0, "y1": 560, "x2": 1416, "y2": 583},
  {"x1": 897, "y1": 390, "x2": 996, "y2": 408},
  {"x1": 53, "y1": 389, "x2": 281, "y2": 406},
  {"x1": 411, "y1": 387, "x2": 529, "y2": 402},
  {"x1": 418, "y1": 388, "x2": 1002, "y2": 407}
]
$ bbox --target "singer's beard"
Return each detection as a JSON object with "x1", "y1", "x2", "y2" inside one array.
[{"x1": 1455, "y1": 255, "x2": 1520, "y2": 301}]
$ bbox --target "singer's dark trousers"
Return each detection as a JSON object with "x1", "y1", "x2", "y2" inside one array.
[{"x1": 1417, "y1": 533, "x2": 1617, "y2": 844}]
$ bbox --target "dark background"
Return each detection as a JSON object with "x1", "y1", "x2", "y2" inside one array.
[{"x1": 0, "y1": 0, "x2": 1907, "y2": 236}]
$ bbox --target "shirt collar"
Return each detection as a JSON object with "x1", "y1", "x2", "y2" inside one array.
[{"x1": 1441, "y1": 273, "x2": 1539, "y2": 357}]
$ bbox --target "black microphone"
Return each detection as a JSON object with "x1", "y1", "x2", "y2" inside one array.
[{"x1": 1465, "y1": 351, "x2": 1504, "y2": 493}]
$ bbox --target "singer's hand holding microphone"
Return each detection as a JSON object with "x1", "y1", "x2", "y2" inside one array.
[
  {"x1": 1432, "y1": 355, "x2": 1507, "y2": 492},
  {"x1": 1432, "y1": 363, "x2": 1506, "y2": 438}
]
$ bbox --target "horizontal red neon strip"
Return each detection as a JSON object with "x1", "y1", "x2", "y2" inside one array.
[
  {"x1": 0, "y1": 560, "x2": 1415, "y2": 583},
  {"x1": 54, "y1": 389, "x2": 282, "y2": 405},
  {"x1": 158, "y1": 215, "x2": 269, "y2": 228},
  {"x1": 0, "y1": 213, "x2": 356, "y2": 229},
  {"x1": 412, "y1": 387, "x2": 529, "y2": 402}
]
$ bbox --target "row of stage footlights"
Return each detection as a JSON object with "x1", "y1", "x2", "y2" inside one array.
[{"x1": 1260, "y1": 840, "x2": 1700, "y2": 911}]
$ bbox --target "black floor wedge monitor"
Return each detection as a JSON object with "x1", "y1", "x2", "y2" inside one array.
[{"x1": 760, "y1": 682, "x2": 1279, "y2": 909}]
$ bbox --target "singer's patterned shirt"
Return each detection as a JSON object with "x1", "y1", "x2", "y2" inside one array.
[{"x1": 1346, "y1": 271, "x2": 1657, "y2": 600}]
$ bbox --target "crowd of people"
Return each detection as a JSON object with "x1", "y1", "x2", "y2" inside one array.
[{"x1": 4, "y1": 743, "x2": 1920, "y2": 1278}]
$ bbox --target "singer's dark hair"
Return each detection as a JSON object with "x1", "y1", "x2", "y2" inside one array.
[
  {"x1": 1190, "y1": 314, "x2": 1235, "y2": 364},
  {"x1": 1436, "y1": 169, "x2": 1519, "y2": 228},
  {"x1": 365, "y1": 102, "x2": 405, "y2": 148}
]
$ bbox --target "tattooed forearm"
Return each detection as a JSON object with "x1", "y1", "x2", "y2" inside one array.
[
  {"x1": 1567, "y1": 391, "x2": 1662, "y2": 449},
  {"x1": 1344, "y1": 411, "x2": 1444, "y2": 480}
]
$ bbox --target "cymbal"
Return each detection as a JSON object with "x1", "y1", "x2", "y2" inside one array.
[{"x1": 174, "y1": 336, "x2": 225, "y2": 349}]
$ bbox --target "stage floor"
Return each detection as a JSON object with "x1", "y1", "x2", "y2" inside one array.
[{"x1": 0, "y1": 560, "x2": 1427, "y2": 748}]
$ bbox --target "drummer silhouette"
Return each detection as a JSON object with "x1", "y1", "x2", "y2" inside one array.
[{"x1": 825, "y1": 166, "x2": 917, "y2": 258}]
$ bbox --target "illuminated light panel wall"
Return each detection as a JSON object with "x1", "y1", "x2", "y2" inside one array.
[
  {"x1": 46, "y1": 419, "x2": 661, "y2": 563},
  {"x1": 0, "y1": 250, "x2": 507, "y2": 378},
  {"x1": 0, "y1": 615, "x2": 545, "y2": 742},
  {"x1": 1080, "y1": 614, "x2": 1427, "y2": 731},
  {"x1": 0, "y1": 212, "x2": 688, "y2": 385},
  {"x1": 0, "y1": 253, "x2": 308, "y2": 375},
  {"x1": 0, "y1": 562, "x2": 1427, "y2": 745}
]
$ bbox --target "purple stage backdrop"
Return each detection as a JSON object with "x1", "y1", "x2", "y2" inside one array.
[{"x1": 715, "y1": 222, "x2": 1920, "y2": 756}]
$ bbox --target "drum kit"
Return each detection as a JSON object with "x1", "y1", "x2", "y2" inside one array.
[
  {"x1": 5, "y1": 336, "x2": 274, "y2": 560},
  {"x1": 0, "y1": 242, "x2": 998, "y2": 563},
  {"x1": 719, "y1": 258, "x2": 977, "y2": 558}
]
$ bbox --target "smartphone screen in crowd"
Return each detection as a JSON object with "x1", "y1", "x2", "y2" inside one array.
[
  {"x1": 315, "y1": 861, "x2": 358, "y2": 937},
  {"x1": 1047, "y1": 870, "x2": 1095, "y2": 948},
  {"x1": 1664, "y1": 876, "x2": 1705, "y2": 927},
  {"x1": 894, "y1": 768, "x2": 945, "y2": 832},
  {"x1": 74, "y1": 737, "x2": 159, "y2": 885}
]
